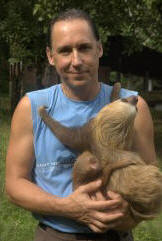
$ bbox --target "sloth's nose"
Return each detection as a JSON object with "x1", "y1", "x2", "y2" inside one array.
[{"x1": 127, "y1": 95, "x2": 138, "y2": 106}]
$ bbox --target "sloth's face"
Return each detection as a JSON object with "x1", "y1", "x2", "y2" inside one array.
[
  {"x1": 101, "y1": 95, "x2": 138, "y2": 121},
  {"x1": 95, "y1": 95, "x2": 138, "y2": 150},
  {"x1": 96, "y1": 95, "x2": 138, "y2": 135},
  {"x1": 115, "y1": 95, "x2": 138, "y2": 119}
]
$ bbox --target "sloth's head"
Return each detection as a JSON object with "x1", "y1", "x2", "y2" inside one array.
[
  {"x1": 102, "y1": 95, "x2": 138, "y2": 121},
  {"x1": 93, "y1": 95, "x2": 138, "y2": 150}
]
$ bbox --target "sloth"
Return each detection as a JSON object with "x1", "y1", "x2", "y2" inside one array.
[{"x1": 38, "y1": 87, "x2": 162, "y2": 224}]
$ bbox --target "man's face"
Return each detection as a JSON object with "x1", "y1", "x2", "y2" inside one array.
[{"x1": 47, "y1": 19, "x2": 103, "y2": 89}]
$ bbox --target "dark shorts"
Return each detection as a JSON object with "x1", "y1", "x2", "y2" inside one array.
[{"x1": 34, "y1": 223, "x2": 134, "y2": 241}]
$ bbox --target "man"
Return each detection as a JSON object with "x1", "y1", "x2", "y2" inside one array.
[{"x1": 6, "y1": 9, "x2": 157, "y2": 241}]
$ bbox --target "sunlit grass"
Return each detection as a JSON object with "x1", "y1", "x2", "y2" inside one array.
[
  {"x1": 0, "y1": 98, "x2": 37, "y2": 241},
  {"x1": 133, "y1": 214, "x2": 162, "y2": 241}
]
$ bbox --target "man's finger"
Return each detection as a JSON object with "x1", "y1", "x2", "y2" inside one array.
[
  {"x1": 80, "y1": 180, "x2": 102, "y2": 193},
  {"x1": 94, "y1": 210, "x2": 124, "y2": 223},
  {"x1": 89, "y1": 223, "x2": 107, "y2": 233},
  {"x1": 90, "y1": 199, "x2": 122, "y2": 211},
  {"x1": 95, "y1": 191, "x2": 106, "y2": 201},
  {"x1": 107, "y1": 190, "x2": 122, "y2": 200},
  {"x1": 90, "y1": 219, "x2": 108, "y2": 232}
]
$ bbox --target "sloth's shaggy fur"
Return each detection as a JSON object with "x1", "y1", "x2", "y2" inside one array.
[{"x1": 38, "y1": 86, "x2": 162, "y2": 223}]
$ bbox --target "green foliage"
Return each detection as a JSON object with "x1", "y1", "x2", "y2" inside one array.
[
  {"x1": 1, "y1": 0, "x2": 162, "y2": 64},
  {"x1": 0, "y1": 0, "x2": 46, "y2": 63},
  {"x1": 32, "y1": 0, "x2": 162, "y2": 53}
]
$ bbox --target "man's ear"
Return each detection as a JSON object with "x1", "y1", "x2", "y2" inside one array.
[
  {"x1": 46, "y1": 46, "x2": 55, "y2": 66},
  {"x1": 97, "y1": 42, "x2": 103, "y2": 58}
]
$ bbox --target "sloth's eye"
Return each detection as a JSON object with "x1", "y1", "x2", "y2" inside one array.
[{"x1": 121, "y1": 98, "x2": 128, "y2": 103}]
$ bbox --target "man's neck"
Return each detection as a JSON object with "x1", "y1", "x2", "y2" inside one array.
[{"x1": 61, "y1": 82, "x2": 101, "y2": 101}]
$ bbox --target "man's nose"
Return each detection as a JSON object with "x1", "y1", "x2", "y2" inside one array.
[{"x1": 71, "y1": 50, "x2": 82, "y2": 67}]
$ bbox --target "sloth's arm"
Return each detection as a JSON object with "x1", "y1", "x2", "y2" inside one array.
[{"x1": 38, "y1": 106, "x2": 90, "y2": 152}]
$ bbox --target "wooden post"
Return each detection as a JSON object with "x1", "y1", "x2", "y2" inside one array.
[
  {"x1": 10, "y1": 62, "x2": 22, "y2": 115},
  {"x1": 148, "y1": 79, "x2": 153, "y2": 92}
]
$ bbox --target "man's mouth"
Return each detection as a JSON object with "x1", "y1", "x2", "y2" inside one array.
[{"x1": 69, "y1": 72, "x2": 85, "y2": 74}]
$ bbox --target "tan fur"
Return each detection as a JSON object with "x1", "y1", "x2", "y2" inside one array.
[
  {"x1": 38, "y1": 86, "x2": 162, "y2": 223},
  {"x1": 107, "y1": 164, "x2": 162, "y2": 221}
]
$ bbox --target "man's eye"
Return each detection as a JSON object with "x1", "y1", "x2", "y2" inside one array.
[
  {"x1": 59, "y1": 48, "x2": 71, "y2": 55},
  {"x1": 79, "y1": 45, "x2": 91, "y2": 52}
]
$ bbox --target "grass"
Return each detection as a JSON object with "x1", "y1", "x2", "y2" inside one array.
[
  {"x1": 0, "y1": 97, "x2": 37, "y2": 241},
  {"x1": 133, "y1": 215, "x2": 162, "y2": 241},
  {"x1": 133, "y1": 108, "x2": 162, "y2": 241},
  {"x1": 0, "y1": 95, "x2": 162, "y2": 241}
]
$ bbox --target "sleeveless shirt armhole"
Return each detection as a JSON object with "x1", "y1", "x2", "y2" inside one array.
[
  {"x1": 26, "y1": 93, "x2": 38, "y2": 134},
  {"x1": 26, "y1": 87, "x2": 52, "y2": 134},
  {"x1": 119, "y1": 88, "x2": 138, "y2": 98}
]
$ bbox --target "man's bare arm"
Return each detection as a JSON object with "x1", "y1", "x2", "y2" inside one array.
[
  {"x1": 133, "y1": 96, "x2": 157, "y2": 166},
  {"x1": 5, "y1": 96, "x2": 62, "y2": 214}
]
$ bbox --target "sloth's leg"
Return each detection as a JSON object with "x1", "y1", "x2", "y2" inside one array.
[{"x1": 38, "y1": 106, "x2": 90, "y2": 152}]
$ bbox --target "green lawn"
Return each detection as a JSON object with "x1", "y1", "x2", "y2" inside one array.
[
  {"x1": 0, "y1": 96, "x2": 162, "y2": 241},
  {"x1": 0, "y1": 98, "x2": 37, "y2": 241}
]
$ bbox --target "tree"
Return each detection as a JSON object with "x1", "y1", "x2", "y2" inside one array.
[
  {"x1": 33, "y1": 0, "x2": 162, "y2": 53},
  {"x1": 0, "y1": 0, "x2": 47, "y2": 112}
]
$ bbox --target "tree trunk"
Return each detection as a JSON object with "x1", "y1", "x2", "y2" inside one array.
[{"x1": 10, "y1": 63, "x2": 22, "y2": 115}]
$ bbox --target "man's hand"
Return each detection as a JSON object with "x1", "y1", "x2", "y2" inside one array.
[
  {"x1": 60, "y1": 181, "x2": 126, "y2": 233},
  {"x1": 68, "y1": 185, "x2": 137, "y2": 233},
  {"x1": 106, "y1": 191, "x2": 138, "y2": 231},
  {"x1": 92, "y1": 190, "x2": 138, "y2": 231}
]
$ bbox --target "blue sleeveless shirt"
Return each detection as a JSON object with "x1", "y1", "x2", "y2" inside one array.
[{"x1": 27, "y1": 83, "x2": 138, "y2": 233}]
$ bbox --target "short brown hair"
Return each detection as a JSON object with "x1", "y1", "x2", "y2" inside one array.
[{"x1": 47, "y1": 8, "x2": 100, "y2": 48}]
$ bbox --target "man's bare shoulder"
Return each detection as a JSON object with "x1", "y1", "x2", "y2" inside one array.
[
  {"x1": 11, "y1": 95, "x2": 33, "y2": 135},
  {"x1": 133, "y1": 95, "x2": 157, "y2": 165},
  {"x1": 135, "y1": 95, "x2": 153, "y2": 130},
  {"x1": 6, "y1": 95, "x2": 35, "y2": 176},
  {"x1": 137, "y1": 95, "x2": 150, "y2": 111}
]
